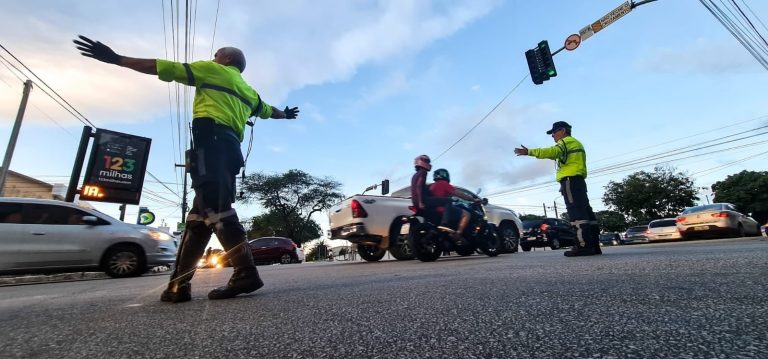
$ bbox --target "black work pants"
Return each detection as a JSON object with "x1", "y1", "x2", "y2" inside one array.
[
  {"x1": 559, "y1": 176, "x2": 600, "y2": 249},
  {"x1": 169, "y1": 118, "x2": 256, "y2": 286}
]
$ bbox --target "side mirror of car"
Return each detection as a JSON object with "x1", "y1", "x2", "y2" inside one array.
[
  {"x1": 82, "y1": 216, "x2": 99, "y2": 225},
  {"x1": 482, "y1": 198, "x2": 489, "y2": 205}
]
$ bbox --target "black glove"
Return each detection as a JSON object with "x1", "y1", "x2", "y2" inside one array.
[
  {"x1": 283, "y1": 106, "x2": 299, "y2": 119},
  {"x1": 73, "y1": 35, "x2": 121, "y2": 64}
]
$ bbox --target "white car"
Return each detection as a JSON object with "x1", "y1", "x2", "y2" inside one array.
[
  {"x1": 0, "y1": 198, "x2": 177, "y2": 277},
  {"x1": 647, "y1": 218, "x2": 682, "y2": 241},
  {"x1": 676, "y1": 203, "x2": 761, "y2": 239}
]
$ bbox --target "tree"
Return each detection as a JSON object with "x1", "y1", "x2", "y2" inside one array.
[
  {"x1": 602, "y1": 166, "x2": 697, "y2": 225},
  {"x1": 712, "y1": 170, "x2": 768, "y2": 224},
  {"x1": 240, "y1": 169, "x2": 345, "y2": 247},
  {"x1": 246, "y1": 210, "x2": 321, "y2": 242},
  {"x1": 520, "y1": 214, "x2": 545, "y2": 221},
  {"x1": 595, "y1": 210, "x2": 627, "y2": 233}
]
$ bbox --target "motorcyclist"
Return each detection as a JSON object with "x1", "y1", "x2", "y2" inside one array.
[
  {"x1": 410, "y1": 155, "x2": 433, "y2": 218},
  {"x1": 428, "y1": 168, "x2": 476, "y2": 243}
]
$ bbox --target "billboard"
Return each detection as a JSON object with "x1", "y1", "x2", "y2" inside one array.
[{"x1": 80, "y1": 129, "x2": 152, "y2": 205}]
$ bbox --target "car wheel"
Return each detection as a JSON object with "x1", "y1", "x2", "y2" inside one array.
[
  {"x1": 388, "y1": 217, "x2": 415, "y2": 260},
  {"x1": 549, "y1": 238, "x2": 561, "y2": 250},
  {"x1": 280, "y1": 253, "x2": 293, "y2": 264},
  {"x1": 498, "y1": 222, "x2": 520, "y2": 253},
  {"x1": 521, "y1": 245, "x2": 531, "y2": 252},
  {"x1": 104, "y1": 245, "x2": 146, "y2": 278},
  {"x1": 358, "y1": 245, "x2": 387, "y2": 262}
]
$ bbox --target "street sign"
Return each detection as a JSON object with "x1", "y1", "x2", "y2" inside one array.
[
  {"x1": 80, "y1": 129, "x2": 152, "y2": 205},
  {"x1": 564, "y1": 34, "x2": 581, "y2": 51},
  {"x1": 578, "y1": 1, "x2": 632, "y2": 42}
]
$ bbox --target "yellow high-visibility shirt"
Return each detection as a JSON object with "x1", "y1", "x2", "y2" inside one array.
[
  {"x1": 528, "y1": 136, "x2": 587, "y2": 182},
  {"x1": 156, "y1": 59, "x2": 273, "y2": 141}
]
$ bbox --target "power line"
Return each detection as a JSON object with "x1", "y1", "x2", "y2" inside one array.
[
  {"x1": 434, "y1": 73, "x2": 529, "y2": 161},
  {"x1": 0, "y1": 43, "x2": 98, "y2": 128},
  {"x1": 210, "y1": 0, "x2": 221, "y2": 58}
]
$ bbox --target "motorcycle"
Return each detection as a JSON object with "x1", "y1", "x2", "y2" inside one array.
[{"x1": 404, "y1": 198, "x2": 503, "y2": 262}]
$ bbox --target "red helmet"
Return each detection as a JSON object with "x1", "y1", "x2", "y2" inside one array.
[{"x1": 414, "y1": 154, "x2": 432, "y2": 171}]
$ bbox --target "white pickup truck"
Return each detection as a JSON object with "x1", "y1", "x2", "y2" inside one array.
[{"x1": 328, "y1": 185, "x2": 523, "y2": 261}]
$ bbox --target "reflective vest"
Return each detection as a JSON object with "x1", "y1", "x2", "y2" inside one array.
[
  {"x1": 156, "y1": 59, "x2": 273, "y2": 141},
  {"x1": 528, "y1": 136, "x2": 587, "y2": 181}
]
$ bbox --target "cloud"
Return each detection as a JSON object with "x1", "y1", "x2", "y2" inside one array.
[
  {"x1": 425, "y1": 101, "x2": 562, "y2": 192},
  {"x1": 635, "y1": 37, "x2": 762, "y2": 74},
  {"x1": 0, "y1": 0, "x2": 500, "y2": 127}
]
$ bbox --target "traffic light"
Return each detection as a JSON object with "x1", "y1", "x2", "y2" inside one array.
[
  {"x1": 381, "y1": 179, "x2": 390, "y2": 195},
  {"x1": 538, "y1": 40, "x2": 557, "y2": 79},
  {"x1": 524, "y1": 40, "x2": 557, "y2": 85}
]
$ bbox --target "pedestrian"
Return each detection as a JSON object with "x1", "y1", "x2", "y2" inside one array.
[
  {"x1": 514, "y1": 121, "x2": 601, "y2": 256},
  {"x1": 73, "y1": 35, "x2": 299, "y2": 302}
]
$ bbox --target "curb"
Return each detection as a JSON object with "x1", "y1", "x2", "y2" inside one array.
[{"x1": 0, "y1": 266, "x2": 171, "y2": 286}]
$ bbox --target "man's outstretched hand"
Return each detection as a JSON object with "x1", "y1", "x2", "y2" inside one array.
[
  {"x1": 73, "y1": 35, "x2": 121, "y2": 64},
  {"x1": 284, "y1": 106, "x2": 299, "y2": 119},
  {"x1": 514, "y1": 145, "x2": 529, "y2": 156}
]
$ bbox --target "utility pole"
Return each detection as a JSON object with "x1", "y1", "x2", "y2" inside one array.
[
  {"x1": 543, "y1": 203, "x2": 548, "y2": 217},
  {"x1": 0, "y1": 80, "x2": 33, "y2": 195},
  {"x1": 175, "y1": 163, "x2": 188, "y2": 224},
  {"x1": 553, "y1": 201, "x2": 559, "y2": 219}
]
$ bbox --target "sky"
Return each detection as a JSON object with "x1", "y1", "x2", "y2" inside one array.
[{"x1": 1, "y1": 0, "x2": 768, "y2": 248}]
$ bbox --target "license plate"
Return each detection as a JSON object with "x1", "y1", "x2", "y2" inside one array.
[
  {"x1": 400, "y1": 223, "x2": 410, "y2": 235},
  {"x1": 694, "y1": 226, "x2": 708, "y2": 231}
]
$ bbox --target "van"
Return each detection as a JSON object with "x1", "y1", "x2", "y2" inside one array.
[{"x1": 0, "y1": 198, "x2": 176, "y2": 277}]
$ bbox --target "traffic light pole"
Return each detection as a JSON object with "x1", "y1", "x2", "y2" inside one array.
[{"x1": 525, "y1": 0, "x2": 657, "y2": 85}]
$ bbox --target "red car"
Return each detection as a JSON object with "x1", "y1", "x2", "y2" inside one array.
[{"x1": 248, "y1": 237, "x2": 304, "y2": 264}]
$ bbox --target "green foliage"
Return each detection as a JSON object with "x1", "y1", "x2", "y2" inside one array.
[
  {"x1": 240, "y1": 169, "x2": 344, "y2": 246},
  {"x1": 246, "y1": 211, "x2": 321, "y2": 246},
  {"x1": 306, "y1": 242, "x2": 329, "y2": 261},
  {"x1": 602, "y1": 166, "x2": 697, "y2": 225},
  {"x1": 596, "y1": 210, "x2": 627, "y2": 233},
  {"x1": 519, "y1": 214, "x2": 545, "y2": 221},
  {"x1": 712, "y1": 170, "x2": 768, "y2": 224}
]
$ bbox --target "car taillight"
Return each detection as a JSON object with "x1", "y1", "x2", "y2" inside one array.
[
  {"x1": 539, "y1": 223, "x2": 550, "y2": 231},
  {"x1": 351, "y1": 199, "x2": 368, "y2": 218},
  {"x1": 408, "y1": 206, "x2": 417, "y2": 213},
  {"x1": 711, "y1": 212, "x2": 729, "y2": 218},
  {"x1": 645, "y1": 229, "x2": 651, "y2": 234},
  {"x1": 676, "y1": 217, "x2": 686, "y2": 223}
]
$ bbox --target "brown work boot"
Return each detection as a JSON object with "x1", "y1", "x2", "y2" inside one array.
[
  {"x1": 161, "y1": 282, "x2": 192, "y2": 303},
  {"x1": 564, "y1": 246, "x2": 600, "y2": 257},
  {"x1": 207, "y1": 268, "x2": 264, "y2": 300}
]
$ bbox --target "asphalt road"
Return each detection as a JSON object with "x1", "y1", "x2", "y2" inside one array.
[{"x1": 1, "y1": 237, "x2": 766, "y2": 358}]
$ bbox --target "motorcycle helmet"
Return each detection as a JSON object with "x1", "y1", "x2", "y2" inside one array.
[
  {"x1": 414, "y1": 154, "x2": 432, "y2": 171},
  {"x1": 433, "y1": 168, "x2": 450, "y2": 182}
]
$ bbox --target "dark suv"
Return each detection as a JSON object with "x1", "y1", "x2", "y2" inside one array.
[{"x1": 520, "y1": 218, "x2": 577, "y2": 251}]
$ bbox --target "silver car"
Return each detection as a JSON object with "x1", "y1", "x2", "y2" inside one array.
[
  {"x1": 676, "y1": 203, "x2": 761, "y2": 239},
  {"x1": 647, "y1": 218, "x2": 682, "y2": 241},
  {"x1": 0, "y1": 198, "x2": 177, "y2": 277}
]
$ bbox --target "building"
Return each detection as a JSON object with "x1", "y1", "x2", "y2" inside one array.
[{"x1": 0, "y1": 169, "x2": 61, "y2": 200}]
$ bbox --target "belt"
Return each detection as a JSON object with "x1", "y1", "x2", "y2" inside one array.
[{"x1": 193, "y1": 117, "x2": 239, "y2": 141}]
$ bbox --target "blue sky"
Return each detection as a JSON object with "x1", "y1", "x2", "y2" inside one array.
[{"x1": 1, "y1": 1, "x2": 767, "y2": 247}]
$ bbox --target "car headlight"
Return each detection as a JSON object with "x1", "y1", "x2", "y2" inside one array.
[{"x1": 140, "y1": 229, "x2": 173, "y2": 241}]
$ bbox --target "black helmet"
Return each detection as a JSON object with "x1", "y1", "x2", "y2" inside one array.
[{"x1": 433, "y1": 168, "x2": 450, "y2": 182}]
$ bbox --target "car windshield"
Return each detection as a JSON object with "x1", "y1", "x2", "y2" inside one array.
[
  {"x1": 522, "y1": 220, "x2": 543, "y2": 230},
  {"x1": 649, "y1": 219, "x2": 676, "y2": 228},
  {"x1": 682, "y1": 204, "x2": 723, "y2": 214},
  {"x1": 626, "y1": 226, "x2": 647, "y2": 233}
]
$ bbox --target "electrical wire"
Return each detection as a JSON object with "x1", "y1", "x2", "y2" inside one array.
[{"x1": 434, "y1": 73, "x2": 529, "y2": 161}]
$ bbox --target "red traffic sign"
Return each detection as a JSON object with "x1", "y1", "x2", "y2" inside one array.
[{"x1": 564, "y1": 34, "x2": 581, "y2": 51}]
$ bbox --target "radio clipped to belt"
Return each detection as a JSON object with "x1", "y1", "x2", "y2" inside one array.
[{"x1": 239, "y1": 120, "x2": 256, "y2": 199}]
